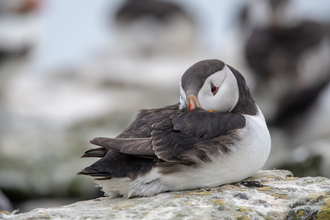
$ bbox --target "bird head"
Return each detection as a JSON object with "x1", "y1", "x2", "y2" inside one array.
[{"x1": 179, "y1": 59, "x2": 240, "y2": 113}]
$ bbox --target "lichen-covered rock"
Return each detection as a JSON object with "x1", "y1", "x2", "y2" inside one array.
[{"x1": 2, "y1": 170, "x2": 330, "y2": 220}]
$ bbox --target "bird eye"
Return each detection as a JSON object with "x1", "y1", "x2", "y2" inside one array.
[{"x1": 211, "y1": 83, "x2": 218, "y2": 95}]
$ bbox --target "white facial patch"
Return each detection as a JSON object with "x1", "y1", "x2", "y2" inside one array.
[
  {"x1": 197, "y1": 65, "x2": 239, "y2": 112},
  {"x1": 179, "y1": 80, "x2": 187, "y2": 110}
]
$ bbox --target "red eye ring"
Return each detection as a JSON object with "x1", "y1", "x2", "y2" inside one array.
[{"x1": 211, "y1": 83, "x2": 218, "y2": 95}]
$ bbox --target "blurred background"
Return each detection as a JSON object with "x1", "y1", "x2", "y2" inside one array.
[{"x1": 1, "y1": 0, "x2": 330, "y2": 213}]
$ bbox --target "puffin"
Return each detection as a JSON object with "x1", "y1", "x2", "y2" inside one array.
[{"x1": 78, "y1": 59, "x2": 271, "y2": 198}]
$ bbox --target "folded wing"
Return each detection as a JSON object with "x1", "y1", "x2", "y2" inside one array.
[{"x1": 79, "y1": 105, "x2": 246, "y2": 179}]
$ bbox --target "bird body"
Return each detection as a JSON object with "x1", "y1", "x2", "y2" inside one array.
[{"x1": 78, "y1": 59, "x2": 271, "y2": 198}]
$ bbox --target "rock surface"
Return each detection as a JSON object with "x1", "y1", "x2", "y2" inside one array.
[{"x1": 2, "y1": 170, "x2": 330, "y2": 220}]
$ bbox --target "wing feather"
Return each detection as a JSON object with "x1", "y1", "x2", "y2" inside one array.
[{"x1": 89, "y1": 137, "x2": 155, "y2": 159}]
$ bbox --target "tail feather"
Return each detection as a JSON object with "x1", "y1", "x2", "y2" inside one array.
[
  {"x1": 78, "y1": 138, "x2": 156, "y2": 180},
  {"x1": 81, "y1": 147, "x2": 107, "y2": 158},
  {"x1": 78, "y1": 150, "x2": 156, "y2": 180},
  {"x1": 77, "y1": 166, "x2": 112, "y2": 179}
]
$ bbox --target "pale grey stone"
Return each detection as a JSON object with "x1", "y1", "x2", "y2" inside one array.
[{"x1": 2, "y1": 170, "x2": 330, "y2": 220}]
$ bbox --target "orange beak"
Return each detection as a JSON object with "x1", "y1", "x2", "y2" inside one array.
[{"x1": 187, "y1": 95, "x2": 201, "y2": 111}]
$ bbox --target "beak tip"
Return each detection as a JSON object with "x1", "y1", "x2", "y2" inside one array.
[{"x1": 189, "y1": 102, "x2": 194, "y2": 111}]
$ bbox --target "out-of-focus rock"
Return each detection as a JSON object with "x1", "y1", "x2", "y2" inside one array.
[
  {"x1": 263, "y1": 84, "x2": 330, "y2": 176},
  {"x1": 241, "y1": 0, "x2": 330, "y2": 124},
  {"x1": 240, "y1": 0, "x2": 330, "y2": 180},
  {"x1": 3, "y1": 170, "x2": 330, "y2": 219},
  {"x1": 274, "y1": 138, "x2": 330, "y2": 178},
  {"x1": 0, "y1": 189, "x2": 12, "y2": 212}
]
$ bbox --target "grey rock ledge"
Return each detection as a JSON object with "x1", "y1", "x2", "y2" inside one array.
[{"x1": 2, "y1": 170, "x2": 330, "y2": 219}]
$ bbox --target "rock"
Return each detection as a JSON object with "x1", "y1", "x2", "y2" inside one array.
[
  {"x1": 3, "y1": 170, "x2": 330, "y2": 220},
  {"x1": 266, "y1": 135, "x2": 330, "y2": 178},
  {"x1": 0, "y1": 189, "x2": 12, "y2": 212}
]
